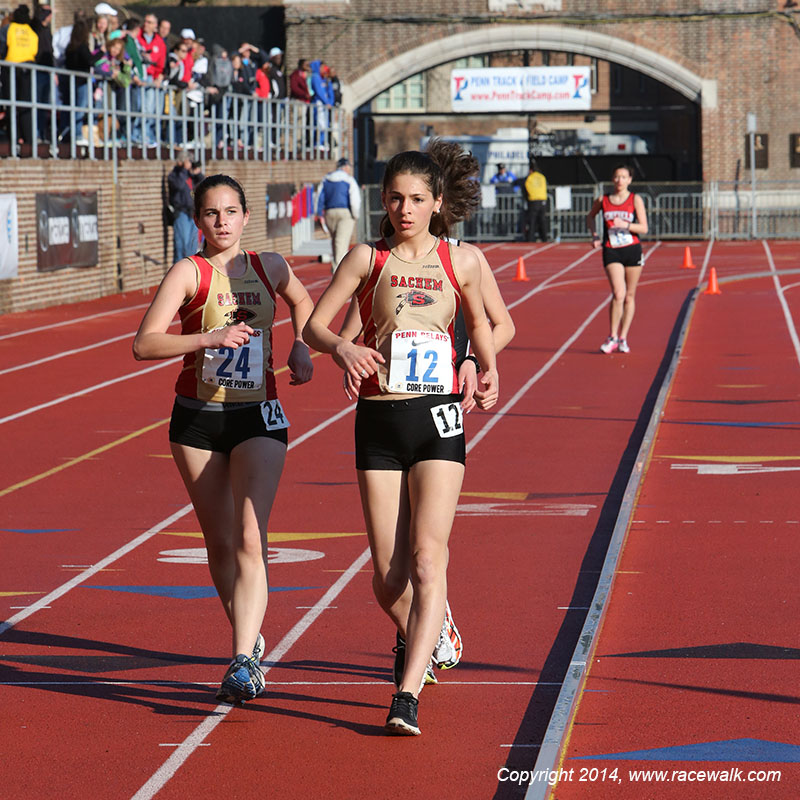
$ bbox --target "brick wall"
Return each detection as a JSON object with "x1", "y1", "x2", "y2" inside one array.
[
  {"x1": 0, "y1": 158, "x2": 332, "y2": 315},
  {"x1": 285, "y1": 2, "x2": 800, "y2": 181}
]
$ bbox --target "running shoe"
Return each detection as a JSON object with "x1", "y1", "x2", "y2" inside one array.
[
  {"x1": 600, "y1": 336, "x2": 619, "y2": 354},
  {"x1": 617, "y1": 338, "x2": 630, "y2": 354},
  {"x1": 252, "y1": 632, "x2": 265, "y2": 663},
  {"x1": 385, "y1": 691, "x2": 421, "y2": 736},
  {"x1": 392, "y1": 632, "x2": 406, "y2": 688},
  {"x1": 432, "y1": 601, "x2": 463, "y2": 669},
  {"x1": 423, "y1": 660, "x2": 438, "y2": 687},
  {"x1": 216, "y1": 654, "x2": 265, "y2": 704}
]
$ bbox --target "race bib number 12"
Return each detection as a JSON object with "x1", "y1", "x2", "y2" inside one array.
[
  {"x1": 388, "y1": 329, "x2": 452, "y2": 394},
  {"x1": 202, "y1": 329, "x2": 263, "y2": 390}
]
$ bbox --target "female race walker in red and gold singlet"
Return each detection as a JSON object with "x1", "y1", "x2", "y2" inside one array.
[
  {"x1": 586, "y1": 163, "x2": 649, "y2": 354},
  {"x1": 304, "y1": 145, "x2": 498, "y2": 737},
  {"x1": 133, "y1": 174, "x2": 314, "y2": 705}
]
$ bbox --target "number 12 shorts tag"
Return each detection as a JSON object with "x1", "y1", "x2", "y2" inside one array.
[{"x1": 431, "y1": 401, "x2": 462, "y2": 439}]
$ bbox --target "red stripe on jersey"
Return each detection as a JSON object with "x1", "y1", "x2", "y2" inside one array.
[
  {"x1": 175, "y1": 256, "x2": 213, "y2": 397},
  {"x1": 357, "y1": 241, "x2": 391, "y2": 397},
  {"x1": 247, "y1": 251, "x2": 277, "y2": 399},
  {"x1": 438, "y1": 240, "x2": 461, "y2": 388}
]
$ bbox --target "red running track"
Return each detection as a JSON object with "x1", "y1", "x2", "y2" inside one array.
[{"x1": 0, "y1": 241, "x2": 795, "y2": 799}]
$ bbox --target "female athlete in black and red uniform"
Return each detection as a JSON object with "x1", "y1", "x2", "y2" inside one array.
[
  {"x1": 304, "y1": 142, "x2": 498, "y2": 736},
  {"x1": 133, "y1": 174, "x2": 314, "y2": 705},
  {"x1": 587, "y1": 164, "x2": 649, "y2": 354}
]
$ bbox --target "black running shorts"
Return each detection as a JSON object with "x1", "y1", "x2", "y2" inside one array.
[
  {"x1": 169, "y1": 398, "x2": 289, "y2": 454},
  {"x1": 602, "y1": 242, "x2": 643, "y2": 268},
  {"x1": 354, "y1": 393, "x2": 466, "y2": 471}
]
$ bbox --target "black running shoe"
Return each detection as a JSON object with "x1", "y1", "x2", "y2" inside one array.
[
  {"x1": 385, "y1": 691, "x2": 420, "y2": 736},
  {"x1": 392, "y1": 632, "x2": 406, "y2": 688}
]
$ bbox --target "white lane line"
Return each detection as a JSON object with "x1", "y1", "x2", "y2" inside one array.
[
  {"x1": 0, "y1": 275, "x2": 335, "y2": 379},
  {"x1": 0, "y1": 504, "x2": 191, "y2": 637},
  {"x1": 130, "y1": 547, "x2": 372, "y2": 800},
  {"x1": 131, "y1": 278, "x2": 613, "y2": 797},
  {"x1": 764, "y1": 239, "x2": 800, "y2": 367},
  {"x1": 0, "y1": 332, "x2": 137, "y2": 376},
  {"x1": 0, "y1": 302, "x2": 152, "y2": 341},
  {"x1": 0, "y1": 403, "x2": 354, "y2": 637},
  {"x1": 0, "y1": 358, "x2": 182, "y2": 426},
  {"x1": 0, "y1": 316, "x2": 304, "y2": 424}
]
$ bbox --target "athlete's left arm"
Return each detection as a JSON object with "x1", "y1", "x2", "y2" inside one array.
[
  {"x1": 454, "y1": 248, "x2": 498, "y2": 411},
  {"x1": 630, "y1": 194, "x2": 649, "y2": 237},
  {"x1": 268, "y1": 253, "x2": 314, "y2": 386}
]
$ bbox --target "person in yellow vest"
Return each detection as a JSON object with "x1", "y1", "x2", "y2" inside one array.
[
  {"x1": 517, "y1": 160, "x2": 549, "y2": 242},
  {"x1": 0, "y1": 4, "x2": 39, "y2": 144}
]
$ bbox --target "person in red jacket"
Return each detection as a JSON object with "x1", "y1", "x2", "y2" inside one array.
[
  {"x1": 288, "y1": 58, "x2": 310, "y2": 102},
  {"x1": 134, "y1": 12, "x2": 166, "y2": 146}
]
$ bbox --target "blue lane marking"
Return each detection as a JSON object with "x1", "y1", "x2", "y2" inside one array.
[
  {"x1": 2, "y1": 528, "x2": 78, "y2": 534},
  {"x1": 573, "y1": 738, "x2": 800, "y2": 763},
  {"x1": 86, "y1": 585, "x2": 318, "y2": 599},
  {"x1": 668, "y1": 420, "x2": 800, "y2": 429}
]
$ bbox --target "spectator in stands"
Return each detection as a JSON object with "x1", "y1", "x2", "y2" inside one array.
[
  {"x1": 310, "y1": 60, "x2": 334, "y2": 150},
  {"x1": 136, "y1": 12, "x2": 166, "y2": 148},
  {"x1": 52, "y1": 8, "x2": 85, "y2": 68},
  {"x1": 0, "y1": 4, "x2": 39, "y2": 145},
  {"x1": 490, "y1": 163, "x2": 518, "y2": 189},
  {"x1": 204, "y1": 43, "x2": 232, "y2": 149},
  {"x1": 33, "y1": 4, "x2": 53, "y2": 142},
  {"x1": 315, "y1": 156, "x2": 361, "y2": 272},
  {"x1": 230, "y1": 51, "x2": 254, "y2": 147},
  {"x1": 186, "y1": 37, "x2": 208, "y2": 116},
  {"x1": 93, "y1": 31, "x2": 130, "y2": 142},
  {"x1": 60, "y1": 17, "x2": 92, "y2": 144},
  {"x1": 166, "y1": 39, "x2": 198, "y2": 143},
  {"x1": 267, "y1": 46, "x2": 286, "y2": 100},
  {"x1": 166, "y1": 150, "x2": 201, "y2": 262},
  {"x1": 90, "y1": 8, "x2": 112, "y2": 56},
  {"x1": 158, "y1": 17, "x2": 177, "y2": 51},
  {"x1": 121, "y1": 17, "x2": 146, "y2": 144},
  {"x1": 178, "y1": 27, "x2": 195, "y2": 75},
  {"x1": 289, "y1": 58, "x2": 311, "y2": 102},
  {"x1": 328, "y1": 65, "x2": 341, "y2": 106}
]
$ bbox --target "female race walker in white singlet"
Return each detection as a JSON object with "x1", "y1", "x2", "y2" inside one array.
[
  {"x1": 133, "y1": 174, "x2": 314, "y2": 705},
  {"x1": 586, "y1": 163, "x2": 648, "y2": 354},
  {"x1": 304, "y1": 147, "x2": 498, "y2": 736}
]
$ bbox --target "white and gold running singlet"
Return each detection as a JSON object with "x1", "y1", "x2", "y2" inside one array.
[
  {"x1": 175, "y1": 250, "x2": 279, "y2": 403},
  {"x1": 356, "y1": 238, "x2": 461, "y2": 400}
]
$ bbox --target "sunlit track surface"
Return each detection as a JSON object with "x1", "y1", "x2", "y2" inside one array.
[{"x1": 1, "y1": 242, "x2": 795, "y2": 800}]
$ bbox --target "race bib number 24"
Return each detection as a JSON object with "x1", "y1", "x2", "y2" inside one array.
[{"x1": 201, "y1": 328, "x2": 263, "y2": 390}]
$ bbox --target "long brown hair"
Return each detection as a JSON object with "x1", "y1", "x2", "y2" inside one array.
[{"x1": 379, "y1": 138, "x2": 480, "y2": 240}]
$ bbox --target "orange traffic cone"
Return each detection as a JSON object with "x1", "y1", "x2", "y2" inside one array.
[
  {"x1": 513, "y1": 256, "x2": 529, "y2": 282},
  {"x1": 703, "y1": 267, "x2": 721, "y2": 295},
  {"x1": 680, "y1": 246, "x2": 696, "y2": 269}
]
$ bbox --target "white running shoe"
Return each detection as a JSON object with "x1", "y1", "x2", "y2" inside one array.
[
  {"x1": 432, "y1": 601, "x2": 463, "y2": 669},
  {"x1": 252, "y1": 633, "x2": 265, "y2": 663},
  {"x1": 617, "y1": 338, "x2": 630, "y2": 354},
  {"x1": 600, "y1": 336, "x2": 619, "y2": 354}
]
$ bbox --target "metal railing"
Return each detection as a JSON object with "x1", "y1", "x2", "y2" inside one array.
[
  {"x1": 0, "y1": 59, "x2": 349, "y2": 167},
  {"x1": 358, "y1": 181, "x2": 800, "y2": 241}
]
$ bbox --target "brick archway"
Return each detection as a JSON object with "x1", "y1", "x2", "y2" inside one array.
[{"x1": 341, "y1": 25, "x2": 715, "y2": 111}]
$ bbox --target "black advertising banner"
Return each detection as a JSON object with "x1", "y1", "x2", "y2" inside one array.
[
  {"x1": 266, "y1": 183, "x2": 294, "y2": 239},
  {"x1": 36, "y1": 192, "x2": 99, "y2": 272}
]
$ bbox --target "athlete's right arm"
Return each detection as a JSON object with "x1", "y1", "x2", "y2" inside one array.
[
  {"x1": 303, "y1": 243, "x2": 385, "y2": 383},
  {"x1": 132, "y1": 259, "x2": 253, "y2": 360},
  {"x1": 586, "y1": 198, "x2": 603, "y2": 249}
]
